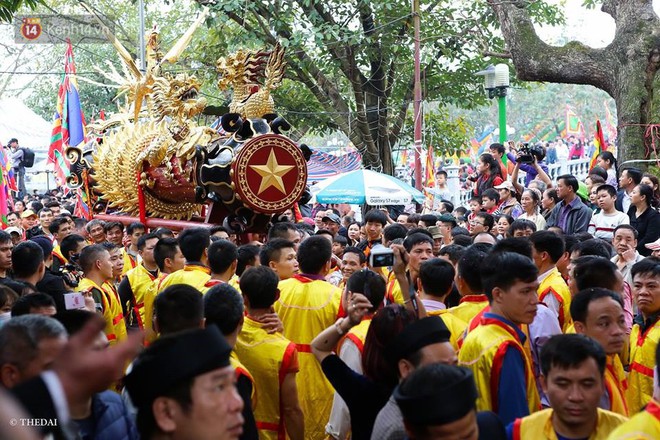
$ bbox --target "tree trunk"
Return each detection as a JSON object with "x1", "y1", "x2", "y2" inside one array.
[{"x1": 488, "y1": 0, "x2": 660, "y2": 166}]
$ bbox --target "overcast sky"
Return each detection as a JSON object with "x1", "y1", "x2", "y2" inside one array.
[{"x1": 538, "y1": 1, "x2": 660, "y2": 48}]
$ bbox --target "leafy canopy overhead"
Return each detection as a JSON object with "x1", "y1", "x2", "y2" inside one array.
[
  {"x1": 0, "y1": 0, "x2": 41, "y2": 23},
  {"x1": 13, "y1": 0, "x2": 564, "y2": 168}
]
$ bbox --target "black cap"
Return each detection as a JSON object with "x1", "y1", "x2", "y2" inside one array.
[
  {"x1": 125, "y1": 326, "x2": 232, "y2": 408},
  {"x1": 30, "y1": 235, "x2": 53, "y2": 257},
  {"x1": 394, "y1": 364, "x2": 477, "y2": 426},
  {"x1": 385, "y1": 316, "x2": 451, "y2": 362}
]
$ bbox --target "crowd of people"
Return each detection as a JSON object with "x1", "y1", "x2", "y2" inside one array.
[{"x1": 0, "y1": 140, "x2": 659, "y2": 439}]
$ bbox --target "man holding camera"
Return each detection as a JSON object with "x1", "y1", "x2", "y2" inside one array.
[
  {"x1": 385, "y1": 233, "x2": 434, "y2": 305},
  {"x1": 506, "y1": 142, "x2": 549, "y2": 187}
]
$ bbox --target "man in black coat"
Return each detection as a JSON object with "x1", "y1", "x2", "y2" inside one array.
[
  {"x1": 615, "y1": 167, "x2": 642, "y2": 214},
  {"x1": 11, "y1": 316, "x2": 142, "y2": 440},
  {"x1": 31, "y1": 236, "x2": 70, "y2": 312}
]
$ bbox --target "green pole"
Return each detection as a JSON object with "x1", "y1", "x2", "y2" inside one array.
[{"x1": 498, "y1": 94, "x2": 507, "y2": 143}]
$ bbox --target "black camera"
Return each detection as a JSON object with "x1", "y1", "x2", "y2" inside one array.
[
  {"x1": 517, "y1": 143, "x2": 545, "y2": 164},
  {"x1": 60, "y1": 263, "x2": 83, "y2": 288}
]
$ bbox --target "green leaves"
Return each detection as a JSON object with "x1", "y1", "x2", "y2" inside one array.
[
  {"x1": 400, "y1": 106, "x2": 474, "y2": 158},
  {"x1": 0, "y1": 0, "x2": 41, "y2": 22}
]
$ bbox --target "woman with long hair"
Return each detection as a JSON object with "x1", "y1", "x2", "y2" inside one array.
[
  {"x1": 541, "y1": 188, "x2": 560, "y2": 220},
  {"x1": 347, "y1": 221, "x2": 361, "y2": 246},
  {"x1": 518, "y1": 188, "x2": 547, "y2": 231},
  {"x1": 471, "y1": 153, "x2": 503, "y2": 198},
  {"x1": 641, "y1": 173, "x2": 660, "y2": 207},
  {"x1": 311, "y1": 299, "x2": 417, "y2": 439},
  {"x1": 597, "y1": 151, "x2": 619, "y2": 188},
  {"x1": 628, "y1": 184, "x2": 660, "y2": 256}
]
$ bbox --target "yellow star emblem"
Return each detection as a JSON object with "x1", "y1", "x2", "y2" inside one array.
[{"x1": 249, "y1": 148, "x2": 295, "y2": 194}]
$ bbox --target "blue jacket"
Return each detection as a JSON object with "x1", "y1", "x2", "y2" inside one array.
[{"x1": 74, "y1": 391, "x2": 138, "y2": 440}]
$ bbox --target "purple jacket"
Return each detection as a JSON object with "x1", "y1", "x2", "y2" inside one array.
[{"x1": 506, "y1": 153, "x2": 549, "y2": 186}]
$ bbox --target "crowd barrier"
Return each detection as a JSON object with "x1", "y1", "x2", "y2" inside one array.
[{"x1": 453, "y1": 157, "x2": 592, "y2": 207}]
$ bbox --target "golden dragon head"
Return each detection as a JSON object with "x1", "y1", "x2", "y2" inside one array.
[
  {"x1": 216, "y1": 44, "x2": 286, "y2": 120},
  {"x1": 151, "y1": 73, "x2": 207, "y2": 122}
]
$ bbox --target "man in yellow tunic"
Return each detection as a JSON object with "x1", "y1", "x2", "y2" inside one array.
[
  {"x1": 447, "y1": 247, "x2": 490, "y2": 325},
  {"x1": 508, "y1": 334, "x2": 627, "y2": 439},
  {"x1": 626, "y1": 257, "x2": 660, "y2": 414},
  {"x1": 274, "y1": 235, "x2": 341, "y2": 440},
  {"x1": 235, "y1": 266, "x2": 304, "y2": 440},
  {"x1": 609, "y1": 341, "x2": 660, "y2": 438},
  {"x1": 77, "y1": 244, "x2": 127, "y2": 345},
  {"x1": 157, "y1": 227, "x2": 211, "y2": 294},
  {"x1": 459, "y1": 251, "x2": 540, "y2": 426},
  {"x1": 118, "y1": 233, "x2": 160, "y2": 330},
  {"x1": 260, "y1": 238, "x2": 299, "y2": 281},
  {"x1": 205, "y1": 281, "x2": 264, "y2": 440},
  {"x1": 121, "y1": 222, "x2": 145, "y2": 276},
  {"x1": 571, "y1": 288, "x2": 629, "y2": 415},
  {"x1": 530, "y1": 231, "x2": 573, "y2": 332},
  {"x1": 202, "y1": 239, "x2": 238, "y2": 292},
  {"x1": 418, "y1": 258, "x2": 467, "y2": 352}
]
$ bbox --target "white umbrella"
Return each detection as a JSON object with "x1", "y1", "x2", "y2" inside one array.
[{"x1": 310, "y1": 169, "x2": 425, "y2": 205}]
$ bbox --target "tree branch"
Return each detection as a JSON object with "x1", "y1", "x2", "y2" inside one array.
[
  {"x1": 482, "y1": 51, "x2": 512, "y2": 59},
  {"x1": 487, "y1": 0, "x2": 615, "y2": 95}
]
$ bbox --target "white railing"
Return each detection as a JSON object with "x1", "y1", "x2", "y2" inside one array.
[{"x1": 453, "y1": 158, "x2": 592, "y2": 208}]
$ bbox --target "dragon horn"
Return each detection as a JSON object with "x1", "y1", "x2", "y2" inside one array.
[
  {"x1": 79, "y1": 1, "x2": 142, "y2": 79},
  {"x1": 160, "y1": 7, "x2": 209, "y2": 65}
]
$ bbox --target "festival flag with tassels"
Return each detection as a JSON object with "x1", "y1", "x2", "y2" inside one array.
[
  {"x1": 400, "y1": 148, "x2": 408, "y2": 166},
  {"x1": 565, "y1": 105, "x2": 585, "y2": 139},
  {"x1": 48, "y1": 39, "x2": 87, "y2": 191},
  {"x1": 0, "y1": 151, "x2": 7, "y2": 228},
  {"x1": 74, "y1": 189, "x2": 91, "y2": 220},
  {"x1": 424, "y1": 145, "x2": 435, "y2": 188},
  {"x1": 0, "y1": 145, "x2": 16, "y2": 195},
  {"x1": 589, "y1": 120, "x2": 608, "y2": 171},
  {"x1": 422, "y1": 146, "x2": 436, "y2": 210}
]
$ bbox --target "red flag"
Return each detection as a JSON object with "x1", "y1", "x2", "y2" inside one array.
[{"x1": 589, "y1": 120, "x2": 608, "y2": 171}]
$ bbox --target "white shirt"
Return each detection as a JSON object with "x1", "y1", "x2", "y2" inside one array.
[
  {"x1": 588, "y1": 210, "x2": 630, "y2": 242},
  {"x1": 421, "y1": 298, "x2": 446, "y2": 312},
  {"x1": 622, "y1": 191, "x2": 632, "y2": 214},
  {"x1": 326, "y1": 338, "x2": 362, "y2": 439},
  {"x1": 41, "y1": 371, "x2": 71, "y2": 426}
]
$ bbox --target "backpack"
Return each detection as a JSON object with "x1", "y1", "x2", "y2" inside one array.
[{"x1": 20, "y1": 147, "x2": 35, "y2": 168}]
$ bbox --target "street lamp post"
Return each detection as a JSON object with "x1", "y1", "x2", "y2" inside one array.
[{"x1": 476, "y1": 64, "x2": 510, "y2": 144}]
